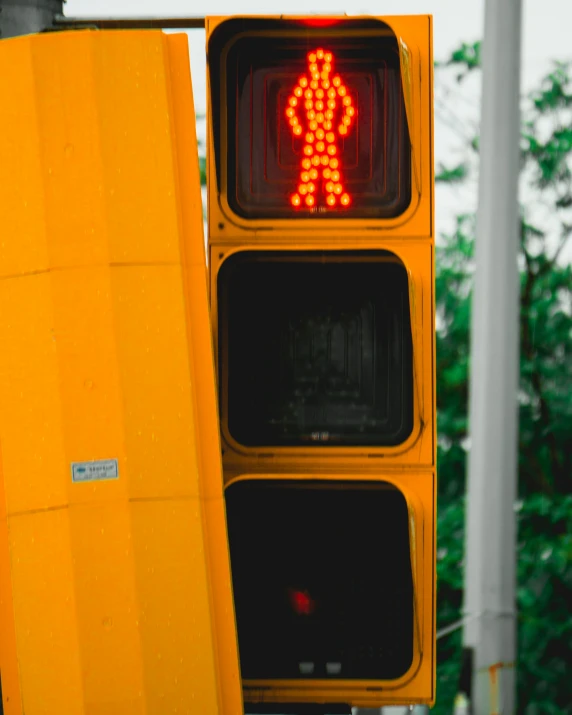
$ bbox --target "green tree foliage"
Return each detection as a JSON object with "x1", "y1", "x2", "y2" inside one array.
[{"x1": 435, "y1": 53, "x2": 572, "y2": 715}]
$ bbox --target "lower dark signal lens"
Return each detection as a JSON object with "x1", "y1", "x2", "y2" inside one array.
[{"x1": 225, "y1": 479, "x2": 414, "y2": 682}]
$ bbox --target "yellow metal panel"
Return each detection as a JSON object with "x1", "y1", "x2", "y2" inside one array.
[
  {"x1": 0, "y1": 29, "x2": 242, "y2": 715},
  {"x1": 0, "y1": 445, "x2": 23, "y2": 715},
  {"x1": 105, "y1": 266, "x2": 200, "y2": 501},
  {"x1": 7, "y1": 510, "x2": 85, "y2": 715},
  {"x1": 0, "y1": 275, "x2": 68, "y2": 515},
  {"x1": 130, "y1": 501, "x2": 220, "y2": 711},
  {"x1": 0, "y1": 39, "x2": 49, "y2": 277}
]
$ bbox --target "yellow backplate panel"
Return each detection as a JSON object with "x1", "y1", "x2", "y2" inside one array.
[{"x1": 0, "y1": 30, "x2": 242, "y2": 715}]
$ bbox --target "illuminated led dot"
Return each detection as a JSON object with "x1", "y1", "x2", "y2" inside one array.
[
  {"x1": 326, "y1": 132, "x2": 335, "y2": 143},
  {"x1": 302, "y1": 158, "x2": 312, "y2": 169},
  {"x1": 327, "y1": 88, "x2": 336, "y2": 99},
  {"x1": 299, "y1": 184, "x2": 308, "y2": 195},
  {"x1": 288, "y1": 118, "x2": 297, "y2": 127},
  {"x1": 303, "y1": 145, "x2": 313, "y2": 156},
  {"x1": 338, "y1": 124, "x2": 347, "y2": 135},
  {"x1": 286, "y1": 107, "x2": 295, "y2": 118},
  {"x1": 305, "y1": 194, "x2": 315, "y2": 207},
  {"x1": 327, "y1": 145, "x2": 337, "y2": 156},
  {"x1": 325, "y1": 52, "x2": 332, "y2": 63},
  {"x1": 320, "y1": 71, "x2": 329, "y2": 80},
  {"x1": 308, "y1": 52, "x2": 317, "y2": 63},
  {"x1": 327, "y1": 193, "x2": 336, "y2": 206},
  {"x1": 307, "y1": 110, "x2": 316, "y2": 120},
  {"x1": 323, "y1": 168, "x2": 332, "y2": 179},
  {"x1": 326, "y1": 181, "x2": 335, "y2": 193},
  {"x1": 305, "y1": 100, "x2": 313, "y2": 110},
  {"x1": 304, "y1": 89, "x2": 313, "y2": 100},
  {"x1": 315, "y1": 101, "x2": 324, "y2": 111},
  {"x1": 323, "y1": 121, "x2": 332, "y2": 130},
  {"x1": 338, "y1": 85, "x2": 347, "y2": 97},
  {"x1": 346, "y1": 106, "x2": 355, "y2": 117},
  {"x1": 334, "y1": 183, "x2": 342, "y2": 195},
  {"x1": 323, "y1": 63, "x2": 331, "y2": 73},
  {"x1": 309, "y1": 120, "x2": 318, "y2": 131},
  {"x1": 293, "y1": 125, "x2": 303, "y2": 136},
  {"x1": 316, "y1": 128, "x2": 325, "y2": 140},
  {"x1": 316, "y1": 113, "x2": 325, "y2": 123},
  {"x1": 343, "y1": 96, "x2": 352, "y2": 106},
  {"x1": 340, "y1": 193, "x2": 350, "y2": 206},
  {"x1": 316, "y1": 89, "x2": 324, "y2": 99},
  {"x1": 299, "y1": 77, "x2": 308, "y2": 88},
  {"x1": 312, "y1": 72, "x2": 320, "y2": 81},
  {"x1": 331, "y1": 170, "x2": 340, "y2": 182},
  {"x1": 309, "y1": 63, "x2": 318, "y2": 73},
  {"x1": 305, "y1": 132, "x2": 315, "y2": 143},
  {"x1": 309, "y1": 168, "x2": 319, "y2": 180},
  {"x1": 312, "y1": 155, "x2": 321, "y2": 166},
  {"x1": 289, "y1": 96, "x2": 298, "y2": 107},
  {"x1": 329, "y1": 158, "x2": 339, "y2": 169},
  {"x1": 315, "y1": 141, "x2": 325, "y2": 152},
  {"x1": 320, "y1": 155, "x2": 329, "y2": 165},
  {"x1": 333, "y1": 76, "x2": 341, "y2": 87},
  {"x1": 294, "y1": 87, "x2": 303, "y2": 98},
  {"x1": 322, "y1": 79, "x2": 331, "y2": 89},
  {"x1": 301, "y1": 171, "x2": 310, "y2": 183},
  {"x1": 307, "y1": 182, "x2": 316, "y2": 193},
  {"x1": 316, "y1": 48, "x2": 324, "y2": 59},
  {"x1": 310, "y1": 80, "x2": 319, "y2": 89},
  {"x1": 291, "y1": 193, "x2": 301, "y2": 207},
  {"x1": 343, "y1": 116, "x2": 351, "y2": 126},
  {"x1": 324, "y1": 100, "x2": 333, "y2": 112},
  {"x1": 325, "y1": 110, "x2": 333, "y2": 120}
]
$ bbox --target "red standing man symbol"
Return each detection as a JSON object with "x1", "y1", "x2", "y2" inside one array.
[{"x1": 286, "y1": 48, "x2": 356, "y2": 209}]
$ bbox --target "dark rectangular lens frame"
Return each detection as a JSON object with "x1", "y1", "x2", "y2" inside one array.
[
  {"x1": 225, "y1": 479, "x2": 414, "y2": 681},
  {"x1": 209, "y1": 19, "x2": 411, "y2": 219},
  {"x1": 218, "y1": 251, "x2": 414, "y2": 448}
]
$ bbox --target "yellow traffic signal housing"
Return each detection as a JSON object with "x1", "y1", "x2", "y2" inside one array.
[
  {"x1": 206, "y1": 14, "x2": 435, "y2": 710},
  {"x1": 0, "y1": 30, "x2": 242, "y2": 715}
]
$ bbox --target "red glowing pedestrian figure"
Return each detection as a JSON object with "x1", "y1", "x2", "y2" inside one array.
[{"x1": 285, "y1": 48, "x2": 356, "y2": 209}]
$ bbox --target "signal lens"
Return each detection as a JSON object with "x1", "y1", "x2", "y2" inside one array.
[
  {"x1": 210, "y1": 21, "x2": 411, "y2": 218},
  {"x1": 218, "y1": 251, "x2": 413, "y2": 447},
  {"x1": 225, "y1": 479, "x2": 414, "y2": 680}
]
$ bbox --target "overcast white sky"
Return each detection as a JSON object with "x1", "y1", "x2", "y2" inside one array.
[
  {"x1": 64, "y1": 0, "x2": 572, "y2": 98},
  {"x1": 63, "y1": 0, "x2": 572, "y2": 240}
]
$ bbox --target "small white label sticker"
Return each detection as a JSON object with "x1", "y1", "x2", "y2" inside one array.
[{"x1": 71, "y1": 459, "x2": 119, "y2": 483}]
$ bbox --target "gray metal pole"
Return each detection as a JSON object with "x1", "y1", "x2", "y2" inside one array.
[
  {"x1": 462, "y1": 0, "x2": 522, "y2": 713},
  {"x1": 0, "y1": 0, "x2": 63, "y2": 39}
]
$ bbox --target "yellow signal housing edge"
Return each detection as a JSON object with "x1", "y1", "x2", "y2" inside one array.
[{"x1": 0, "y1": 30, "x2": 242, "y2": 715}]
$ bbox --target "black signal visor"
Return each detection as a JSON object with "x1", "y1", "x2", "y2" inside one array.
[
  {"x1": 218, "y1": 251, "x2": 414, "y2": 448},
  {"x1": 208, "y1": 18, "x2": 411, "y2": 219},
  {"x1": 225, "y1": 479, "x2": 414, "y2": 682}
]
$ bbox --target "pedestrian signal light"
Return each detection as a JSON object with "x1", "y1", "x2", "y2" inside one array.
[
  {"x1": 208, "y1": 18, "x2": 412, "y2": 220},
  {"x1": 206, "y1": 13, "x2": 435, "y2": 710},
  {"x1": 286, "y1": 49, "x2": 355, "y2": 209}
]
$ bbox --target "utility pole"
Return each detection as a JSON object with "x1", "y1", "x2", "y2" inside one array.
[
  {"x1": 463, "y1": 0, "x2": 522, "y2": 713},
  {"x1": 0, "y1": 0, "x2": 62, "y2": 39}
]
